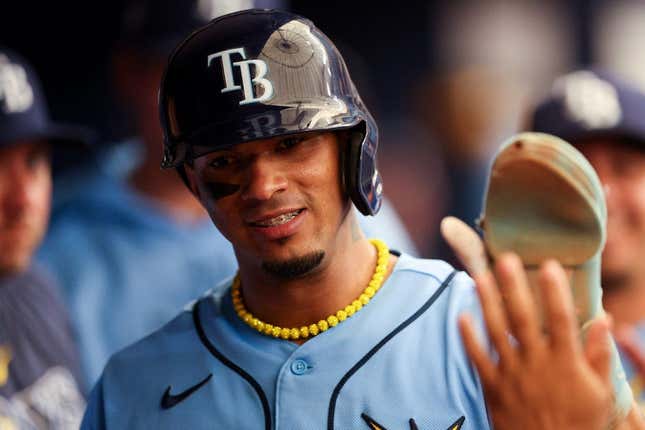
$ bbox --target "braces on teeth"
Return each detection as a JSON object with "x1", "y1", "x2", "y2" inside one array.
[{"x1": 257, "y1": 211, "x2": 300, "y2": 226}]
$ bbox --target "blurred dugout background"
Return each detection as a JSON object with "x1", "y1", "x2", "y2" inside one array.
[{"x1": 1, "y1": 0, "x2": 643, "y2": 259}]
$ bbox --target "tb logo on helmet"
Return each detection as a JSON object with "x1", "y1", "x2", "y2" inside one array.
[{"x1": 207, "y1": 48, "x2": 274, "y2": 105}]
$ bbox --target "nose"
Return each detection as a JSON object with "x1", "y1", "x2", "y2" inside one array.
[{"x1": 240, "y1": 154, "x2": 288, "y2": 202}]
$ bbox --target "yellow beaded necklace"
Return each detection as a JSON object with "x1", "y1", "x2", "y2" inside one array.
[{"x1": 232, "y1": 238, "x2": 390, "y2": 341}]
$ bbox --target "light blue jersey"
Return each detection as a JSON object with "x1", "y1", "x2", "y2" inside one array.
[
  {"x1": 37, "y1": 142, "x2": 418, "y2": 389},
  {"x1": 82, "y1": 254, "x2": 489, "y2": 429}
]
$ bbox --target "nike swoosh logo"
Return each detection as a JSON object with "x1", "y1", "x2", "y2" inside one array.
[{"x1": 160, "y1": 373, "x2": 213, "y2": 410}]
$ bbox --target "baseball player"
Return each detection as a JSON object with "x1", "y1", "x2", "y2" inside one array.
[
  {"x1": 37, "y1": 0, "x2": 417, "y2": 388},
  {"x1": 0, "y1": 47, "x2": 87, "y2": 429},
  {"x1": 81, "y1": 10, "x2": 624, "y2": 429}
]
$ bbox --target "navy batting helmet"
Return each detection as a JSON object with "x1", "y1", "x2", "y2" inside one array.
[{"x1": 159, "y1": 9, "x2": 382, "y2": 215}]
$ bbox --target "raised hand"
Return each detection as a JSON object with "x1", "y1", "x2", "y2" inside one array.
[{"x1": 459, "y1": 252, "x2": 614, "y2": 430}]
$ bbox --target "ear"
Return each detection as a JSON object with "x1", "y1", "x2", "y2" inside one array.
[
  {"x1": 335, "y1": 130, "x2": 350, "y2": 189},
  {"x1": 341, "y1": 128, "x2": 371, "y2": 215}
]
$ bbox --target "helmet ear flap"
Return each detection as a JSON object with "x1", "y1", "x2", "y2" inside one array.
[{"x1": 342, "y1": 124, "x2": 372, "y2": 216}]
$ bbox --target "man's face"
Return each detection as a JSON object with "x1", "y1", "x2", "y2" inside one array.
[
  {"x1": 577, "y1": 138, "x2": 645, "y2": 288},
  {"x1": 185, "y1": 131, "x2": 350, "y2": 278},
  {"x1": 0, "y1": 141, "x2": 51, "y2": 275}
]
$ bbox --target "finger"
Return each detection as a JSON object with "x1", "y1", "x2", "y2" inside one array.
[
  {"x1": 458, "y1": 313, "x2": 499, "y2": 387},
  {"x1": 472, "y1": 270, "x2": 516, "y2": 367},
  {"x1": 615, "y1": 326, "x2": 645, "y2": 377},
  {"x1": 440, "y1": 216, "x2": 489, "y2": 276},
  {"x1": 584, "y1": 316, "x2": 611, "y2": 385},
  {"x1": 495, "y1": 253, "x2": 543, "y2": 355},
  {"x1": 538, "y1": 259, "x2": 581, "y2": 355}
]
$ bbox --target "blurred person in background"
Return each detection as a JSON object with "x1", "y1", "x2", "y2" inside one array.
[
  {"x1": 528, "y1": 68, "x2": 645, "y2": 409},
  {"x1": 377, "y1": 117, "x2": 449, "y2": 257},
  {"x1": 37, "y1": 0, "x2": 417, "y2": 389},
  {"x1": 0, "y1": 47, "x2": 86, "y2": 429}
]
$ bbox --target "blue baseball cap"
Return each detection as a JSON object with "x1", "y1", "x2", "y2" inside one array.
[
  {"x1": 0, "y1": 47, "x2": 93, "y2": 151},
  {"x1": 528, "y1": 68, "x2": 645, "y2": 145}
]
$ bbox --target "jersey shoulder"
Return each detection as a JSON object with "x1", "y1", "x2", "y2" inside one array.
[
  {"x1": 388, "y1": 254, "x2": 481, "y2": 339},
  {"x1": 393, "y1": 253, "x2": 475, "y2": 294}
]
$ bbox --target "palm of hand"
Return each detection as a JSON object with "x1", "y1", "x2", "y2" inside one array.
[
  {"x1": 481, "y1": 321, "x2": 613, "y2": 430},
  {"x1": 442, "y1": 216, "x2": 613, "y2": 430}
]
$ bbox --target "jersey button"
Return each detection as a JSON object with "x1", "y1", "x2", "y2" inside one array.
[{"x1": 290, "y1": 359, "x2": 309, "y2": 375}]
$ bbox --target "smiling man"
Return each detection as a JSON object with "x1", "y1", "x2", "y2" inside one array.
[
  {"x1": 37, "y1": 0, "x2": 416, "y2": 389},
  {"x1": 190, "y1": 132, "x2": 348, "y2": 277},
  {"x1": 81, "y1": 10, "x2": 627, "y2": 430}
]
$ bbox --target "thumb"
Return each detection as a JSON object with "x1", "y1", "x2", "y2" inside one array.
[{"x1": 440, "y1": 216, "x2": 489, "y2": 276}]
